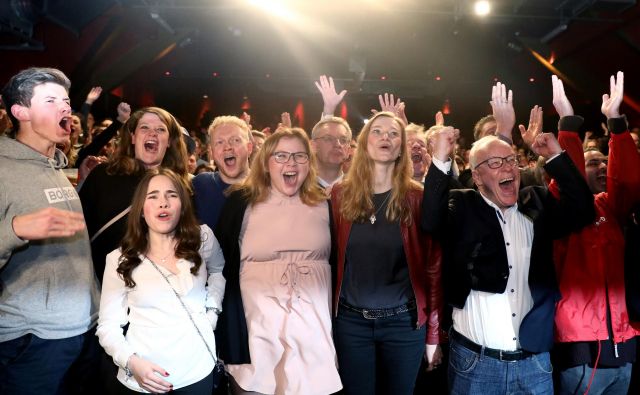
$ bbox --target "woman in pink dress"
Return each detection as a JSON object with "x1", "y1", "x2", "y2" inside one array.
[{"x1": 215, "y1": 127, "x2": 342, "y2": 395}]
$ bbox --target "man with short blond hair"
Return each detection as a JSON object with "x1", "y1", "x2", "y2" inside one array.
[
  {"x1": 193, "y1": 115, "x2": 253, "y2": 230},
  {"x1": 310, "y1": 116, "x2": 352, "y2": 189}
]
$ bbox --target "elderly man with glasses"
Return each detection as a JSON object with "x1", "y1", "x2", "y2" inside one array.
[{"x1": 421, "y1": 87, "x2": 595, "y2": 393}]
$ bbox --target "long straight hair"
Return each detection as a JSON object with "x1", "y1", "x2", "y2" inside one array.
[
  {"x1": 338, "y1": 111, "x2": 422, "y2": 225},
  {"x1": 228, "y1": 127, "x2": 326, "y2": 206},
  {"x1": 117, "y1": 168, "x2": 202, "y2": 288}
]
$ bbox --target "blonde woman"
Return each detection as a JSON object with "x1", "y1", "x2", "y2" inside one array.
[
  {"x1": 330, "y1": 111, "x2": 443, "y2": 395},
  {"x1": 215, "y1": 128, "x2": 342, "y2": 395}
]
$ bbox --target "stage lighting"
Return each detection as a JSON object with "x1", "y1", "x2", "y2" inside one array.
[{"x1": 474, "y1": 1, "x2": 491, "y2": 17}]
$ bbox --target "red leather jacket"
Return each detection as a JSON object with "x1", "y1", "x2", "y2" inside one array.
[
  {"x1": 330, "y1": 184, "x2": 443, "y2": 344},
  {"x1": 551, "y1": 116, "x2": 640, "y2": 343}
]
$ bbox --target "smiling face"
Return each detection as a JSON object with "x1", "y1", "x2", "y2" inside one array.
[
  {"x1": 584, "y1": 150, "x2": 607, "y2": 194},
  {"x1": 407, "y1": 131, "x2": 429, "y2": 178},
  {"x1": 268, "y1": 136, "x2": 310, "y2": 197},
  {"x1": 13, "y1": 82, "x2": 72, "y2": 157},
  {"x1": 471, "y1": 138, "x2": 520, "y2": 211},
  {"x1": 131, "y1": 112, "x2": 170, "y2": 169},
  {"x1": 366, "y1": 116, "x2": 403, "y2": 164},
  {"x1": 143, "y1": 175, "x2": 182, "y2": 236},
  {"x1": 210, "y1": 123, "x2": 253, "y2": 184}
]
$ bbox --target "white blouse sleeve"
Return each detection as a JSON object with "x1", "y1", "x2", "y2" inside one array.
[
  {"x1": 96, "y1": 249, "x2": 136, "y2": 369},
  {"x1": 200, "y1": 225, "x2": 225, "y2": 311}
]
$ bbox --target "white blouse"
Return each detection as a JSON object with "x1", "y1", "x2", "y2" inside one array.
[{"x1": 97, "y1": 225, "x2": 225, "y2": 392}]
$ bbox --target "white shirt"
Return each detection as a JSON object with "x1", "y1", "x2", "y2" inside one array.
[
  {"x1": 97, "y1": 225, "x2": 225, "y2": 392},
  {"x1": 433, "y1": 158, "x2": 534, "y2": 351}
]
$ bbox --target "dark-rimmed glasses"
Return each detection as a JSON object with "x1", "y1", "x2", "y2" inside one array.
[
  {"x1": 272, "y1": 151, "x2": 310, "y2": 164},
  {"x1": 475, "y1": 154, "x2": 519, "y2": 170}
]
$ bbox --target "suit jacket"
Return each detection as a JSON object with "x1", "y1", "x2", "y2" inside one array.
[{"x1": 421, "y1": 152, "x2": 594, "y2": 352}]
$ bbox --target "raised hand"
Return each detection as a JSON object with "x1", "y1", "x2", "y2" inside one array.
[
  {"x1": 12, "y1": 207, "x2": 85, "y2": 240},
  {"x1": 551, "y1": 75, "x2": 573, "y2": 118},
  {"x1": 85, "y1": 86, "x2": 103, "y2": 105},
  {"x1": 601, "y1": 71, "x2": 624, "y2": 119},
  {"x1": 128, "y1": 354, "x2": 173, "y2": 393},
  {"x1": 240, "y1": 112, "x2": 252, "y2": 130},
  {"x1": 281, "y1": 112, "x2": 292, "y2": 128},
  {"x1": 116, "y1": 102, "x2": 131, "y2": 124},
  {"x1": 519, "y1": 105, "x2": 543, "y2": 148},
  {"x1": 430, "y1": 126, "x2": 459, "y2": 162},
  {"x1": 314, "y1": 75, "x2": 347, "y2": 116},
  {"x1": 490, "y1": 82, "x2": 515, "y2": 139},
  {"x1": 530, "y1": 132, "x2": 562, "y2": 160},
  {"x1": 435, "y1": 111, "x2": 444, "y2": 127},
  {"x1": 372, "y1": 93, "x2": 408, "y2": 125}
]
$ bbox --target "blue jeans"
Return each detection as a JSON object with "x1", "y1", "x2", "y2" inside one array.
[
  {"x1": 334, "y1": 308, "x2": 426, "y2": 395},
  {"x1": 558, "y1": 363, "x2": 632, "y2": 395},
  {"x1": 448, "y1": 336, "x2": 553, "y2": 395},
  {"x1": 0, "y1": 331, "x2": 98, "y2": 395}
]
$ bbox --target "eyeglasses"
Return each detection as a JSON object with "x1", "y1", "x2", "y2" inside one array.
[
  {"x1": 585, "y1": 158, "x2": 608, "y2": 167},
  {"x1": 370, "y1": 129, "x2": 401, "y2": 139},
  {"x1": 272, "y1": 151, "x2": 310, "y2": 164},
  {"x1": 314, "y1": 135, "x2": 349, "y2": 146},
  {"x1": 213, "y1": 136, "x2": 245, "y2": 148},
  {"x1": 475, "y1": 154, "x2": 519, "y2": 170}
]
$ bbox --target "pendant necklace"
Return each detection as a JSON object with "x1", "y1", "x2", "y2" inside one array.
[
  {"x1": 369, "y1": 190, "x2": 392, "y2": 225},
  {"x1": 147, "y1": 250, "x2": 173, "y2": 265}
]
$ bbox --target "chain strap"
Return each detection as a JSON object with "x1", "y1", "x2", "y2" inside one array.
[{"x1": 147, "y1": 257, "x2": 216, "y2": 363}]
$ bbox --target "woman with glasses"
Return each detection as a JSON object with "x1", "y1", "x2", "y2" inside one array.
[
  {"x1": 330, "y1": 111, "x2": 443, "y2": 395},
  {"x1": 215, "y1": 128, "x2": 342, "y2": 395}
]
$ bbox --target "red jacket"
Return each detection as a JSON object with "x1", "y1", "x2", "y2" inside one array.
[
  {"x1": 551, "y1": 116, "x2": 640, "y2": 343},
  {"x1": 330, "y1": 184, "x2": 443, "y2": 344}
]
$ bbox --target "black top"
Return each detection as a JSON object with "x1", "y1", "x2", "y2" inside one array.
[
  {"x1": 553, "y1": 338, "x2": 636, "y2": 369},
  {"x1": 341, "y1": 190, "x2": 413, "y2": 309},
  {"x1": 79, "y1": 164, "x2": 143, "y2": 282}
]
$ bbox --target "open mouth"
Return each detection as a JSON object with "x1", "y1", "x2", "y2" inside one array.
[
  {"x1": 283, "y1": 171, "x2": 298, "y2": 186},
  {"x1": 157, "y1": 212, "x2": 171, "y2": 221},
  {"x1": 411, "y1": 153, "x2": 422, "y2": 162},
  {"x1": 59, "y1": 117, "x2": 72, "y2": 134},
  {"x1": 498, "y1": 177, "x2": 516, "y2": 193},
  {"x1": 223, "y1": 155, "x2": 236, "y2": 167},
  {"x1": 144, "y1": 140, "x2": 159, "y2": 152}
]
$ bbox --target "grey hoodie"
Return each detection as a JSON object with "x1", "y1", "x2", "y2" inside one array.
[{"x1": 0, "y1": 136, "x2": 100, "y2": 342}]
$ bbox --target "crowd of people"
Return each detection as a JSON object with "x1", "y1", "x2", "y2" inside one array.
[{"x1": 1, "y1": 66, "x2": 639, "y2": 395}]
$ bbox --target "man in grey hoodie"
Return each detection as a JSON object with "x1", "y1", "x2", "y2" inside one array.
[{"x1": 0, "y1": 68, "x2": 101, "y2": 394}]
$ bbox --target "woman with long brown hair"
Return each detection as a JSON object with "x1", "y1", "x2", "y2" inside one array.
[
  {"x1": 215, "y1": 127, "x2": 342, "y2": 395},
  {"x1": 79, "y1": 106, "x2": 190, "y2": 283},
  {"x1": 330, "y1": 111, "x2": 443, "y2": 395},
  {"x1": 97, "y1": 168, "x2": 225, "y2": 394}
]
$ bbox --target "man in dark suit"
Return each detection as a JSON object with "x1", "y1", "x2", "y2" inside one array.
[{"x1": 421, "y1": 87, "x2": 595, "y2": 394}]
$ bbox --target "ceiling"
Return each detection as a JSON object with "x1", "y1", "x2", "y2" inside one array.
[{"x1": 2, "y1": 0, "x2": 640, "y2": 141}]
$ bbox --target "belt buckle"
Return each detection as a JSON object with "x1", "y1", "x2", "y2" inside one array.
[
  {"x1": 499, "y1": 350, "x2": 505, "y2": 361},
  {"x1": 362, "y1": 309, "x2": 376, "y2": 319}
]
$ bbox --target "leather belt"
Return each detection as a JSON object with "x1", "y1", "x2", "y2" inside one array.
[
  {"x1": 339, "y1": 299, "x2": 416, "y2": 320},
  {"x1": 451, "y1": 329, "x2": 534, "y2": 362}
]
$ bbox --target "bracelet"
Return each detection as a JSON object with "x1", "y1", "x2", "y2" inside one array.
[{"x1": 124, "y1": 353, "x2": 137, "y2": 377}]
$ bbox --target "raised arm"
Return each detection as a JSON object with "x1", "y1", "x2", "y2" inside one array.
[
  {"x1": 314, "y1": 75, "x2": 347, "y2": 117},
  {"x1": 490, "y1": 82, "x2": 515, "y2": 143},
  {"x1": 601, "y1": 71, "x2": 640, "y2": 221},
  {"x1": 371, "y1": 93, "x2": 409, "y2": 126}
]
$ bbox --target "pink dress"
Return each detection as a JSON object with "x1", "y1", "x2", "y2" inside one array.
[{"x1": 226, "y1": 190, "x2": 342, "y2": 395}]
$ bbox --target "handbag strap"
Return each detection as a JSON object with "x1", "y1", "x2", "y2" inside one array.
[
  {"x1": 90, "y1": 206, "x2": 131, "y2": 243},
  {"x1": 147, "y1": 257, "x2": 216, "y2": 363}
]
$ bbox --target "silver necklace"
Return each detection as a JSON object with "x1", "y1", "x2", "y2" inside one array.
[
  {"x1": 369, "y1": 191, "x2": 392, "y2": 224},
  {"x1": 147, "y1": 250, "x2": 173, "y2": 265}
]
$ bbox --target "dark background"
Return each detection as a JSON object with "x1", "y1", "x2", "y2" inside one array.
[{"x1": 2, "y1": 0, "x2": 640, "y2": 144}]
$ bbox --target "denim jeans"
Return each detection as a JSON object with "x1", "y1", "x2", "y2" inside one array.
[
  {"x1": 448, "y1": 336, "x2": 554, "y2": 395},
  {"x1": 0, "y1": 330, "x2": 98, "y2": 395},
  {"x1": 558, "y1": 363, "x2": 632, "y2": 395},
  {"x1": 334, "y1": 307, "x2": 426, "y2": 395}
]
